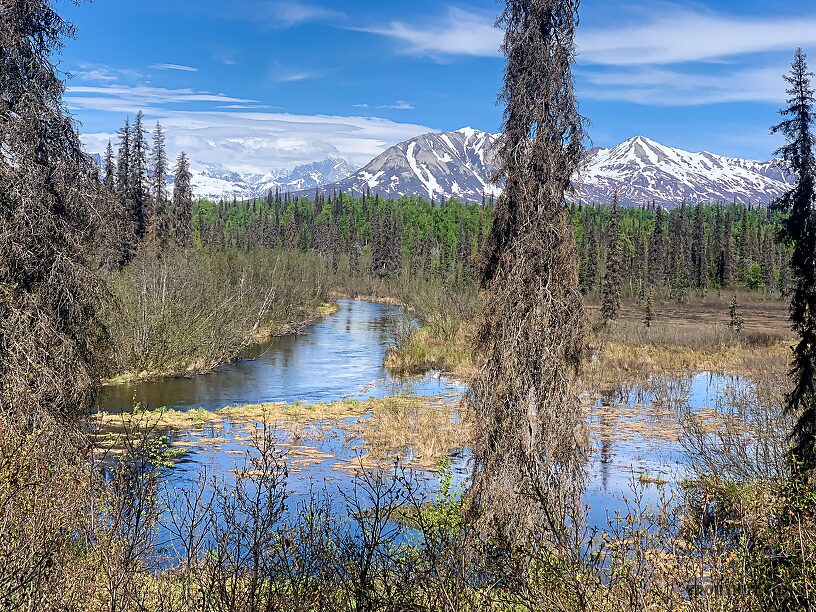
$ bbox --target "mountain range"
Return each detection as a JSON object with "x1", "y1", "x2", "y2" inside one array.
[
  {"x1": 311, "y1": 129, "x2": 792, "y2": 207},
  {"x1": 97, "y1": 129, "x2": 793, "y2": 207},
  {"x1": 186, "y1": 156, "x2": 357, "y2": 201}
]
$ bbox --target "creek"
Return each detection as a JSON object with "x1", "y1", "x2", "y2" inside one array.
[{"x1": 99, "y1": 299, "x2": 753, "y2": 528}]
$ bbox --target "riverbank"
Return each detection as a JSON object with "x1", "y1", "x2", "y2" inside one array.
[
  {"x1": 103, "y1": 301, "x2": 339, "y2": 386},
  {"x1": 102, "y1": 248, "x2": 334, "y2": 386}
]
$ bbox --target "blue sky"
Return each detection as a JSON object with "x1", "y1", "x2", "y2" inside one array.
[{"x1": 59, "y1": 0, "x2": 816, "y2": 173}]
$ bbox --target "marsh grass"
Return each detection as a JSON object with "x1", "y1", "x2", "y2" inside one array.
[
  {"x1": 386, "y1": 290, "x2": 794, "y2": 388},
  {"x1": 95, "y1": 395, "x2": 470, "y2": 470}
]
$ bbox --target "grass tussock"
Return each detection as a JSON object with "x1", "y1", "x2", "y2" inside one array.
[
  {"x1": 95, "y1": 395, "x2": 469, "y2": 469},
  {"x1": 384, "y1": 326, "x2": 475, "y2": 378}
]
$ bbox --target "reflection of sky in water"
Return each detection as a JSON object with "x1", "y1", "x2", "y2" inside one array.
[
  {"x1": 585, "y1": 372, "x2": 751, "y2": 527},
  {"x1": 100, "y1": 300, "x2": 464, "y2": 413},
  {"x1": 101, "y1": 299, "x2": 753, "y2": 536}
]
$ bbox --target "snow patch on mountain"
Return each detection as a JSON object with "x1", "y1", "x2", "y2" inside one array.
[
  {"x1": 314, "y1": 130, "x2": 792, "y2": 207},
  {"x1": 185, "y1": 156, "x2": 357, "y2": 200},
  {"x1": 575, "y1": 136, "x2": 793, "y2": 206},
  {"x1": 314, "y1": 128, "x2": 502, "y2": 201}
]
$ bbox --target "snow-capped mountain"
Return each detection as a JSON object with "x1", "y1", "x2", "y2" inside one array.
[
  {"x1": 311, "y1": 130, "x2": 792, "y2": 207},
  {"x1": 93, "y1": 131, "x2": 792, "y2": 207},
  {"x1": 576, "y1": 136, "x2": 793, "y2": 206},
  {"x1": 311, "y1": 127, "x2": 501, "y2": 202},
  {"x1": 187, "y1": 156, "x2": 357, "y2": 200}
]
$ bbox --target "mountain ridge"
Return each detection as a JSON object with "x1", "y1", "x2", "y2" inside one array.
[
  {"x1": 309, "y1": 130, "x2": 792, "y2": 207},
  {"x1": 97, "y1": 130, "x2": 793, "y2": 207}
]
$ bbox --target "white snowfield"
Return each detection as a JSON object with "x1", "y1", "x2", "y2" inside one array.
[
  {"x1": 184, "y1": 156, "x2": 358, "y2": 201},
  {"x1": 170, "y1": 129, "x2": 792, "y2": 207},
  {"x1": 576, "y1": 135, "x2": 792, "y2": 207}
]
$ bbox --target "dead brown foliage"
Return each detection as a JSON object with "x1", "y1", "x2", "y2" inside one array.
[{"x1": 469, "y1": 0, "x2": 588, "y2": 549}]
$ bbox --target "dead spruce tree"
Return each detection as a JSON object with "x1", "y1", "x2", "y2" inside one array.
[
  {"x1": 0, "y1": 0, "x2": 106, "y2": 423},
  {"x1": 469, "y1": 0, "x2": 587, "y2": 547}
]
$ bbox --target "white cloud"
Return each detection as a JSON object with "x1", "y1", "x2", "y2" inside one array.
[
  {"x1": 365, "y1": 5, "x2": 816, "y2": 65},
  {"x1": 362, "y1": 4, "x2": 815, "y2": 107},
  {"x1": 275, "y1": 70, "x2": 325, "y2": 82},
  {"x1": 379, "y1": 100, "x2": 414, "y2": 110},
  {"x1": 150, "y1": 63, "x2": 199, "y2": 72},
  {"x1": 266, "y1": 2, "x2": 340, "y2": 26},
  {"x1": 69, "y1": 85, "x2": 434, "y2": 173},
  {"x1": 353, "y1": 101, "x2": 414, "y2": 110},
  {"x1": 578, "y1": 65, "x2": 787, "y2": 106},
  {"x1": 579, "y1": 7, "x2": 816, "y2": 66},
  {"x1": 239, "y1": 1, "x2": 342, "y2": 28},
  {"x1": 363, "y1": 7, "x2": 501, "y2": 58},
  {"x1": 66, "y1": 85, "x2": 255, "y2": 112},
  {"x1": 72, "y1": 63, "x2": 143, "y2": 83}
]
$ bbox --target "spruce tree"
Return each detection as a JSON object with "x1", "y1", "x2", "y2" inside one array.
[
  {"x1": 149, "y1": 121, "x2": 168, "y2": 241},
  {"x1": 171, "y1": 152, "x2": 193, "y2": 245},
  {"x1": 1, "y1": 1, "x2": 106, "y2": 420},
  {"x1": 102, "y1": 141, "x2": 116, "y2": 189},
  {"x1": 692, "y1": 203, "x2": 708, "y2": 295},
  {"x1": 116, "y1": 117, "x2": 131, "y2": 199},
  {"x1": 601, "y1": 193, "x2": 623, "y2": 322},
  {"x1": 772, "y1": 48, "x2": 816, "y2": 466},
  {"x1": 130, "y1": 110, "x2": 149, "y2": 239},
  {"x1": 643, "y1": 287, "x2": 655, "y2": 329},
  {"x1": 728, "y1": 294, "x2": 744, "y2": 333},
  {"x1": 648, "y1": 205, "x2": 666, "y2": 287}
]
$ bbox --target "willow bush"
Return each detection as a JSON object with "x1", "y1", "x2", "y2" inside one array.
[{"x1": 103, "y1": 248, "x2": 328, "y2": 378}]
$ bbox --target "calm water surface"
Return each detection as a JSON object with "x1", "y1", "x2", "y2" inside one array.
[
  {"x1": 100, "y1": 300, "x2": 462, "y2": 413},
  {"x1": 100, "y1": 300, "x2": 752, "y2": 531}
]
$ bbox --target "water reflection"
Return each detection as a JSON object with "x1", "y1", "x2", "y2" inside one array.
[
  {"x1": 99, "y1": 300, "x2": 758, "y2": 533},
  {"x1": 585, "y1": 372, "x2": 751, "y2": 525},
  {"x1": 100, "y1": 300, "x2": 459, "y2": 413}
]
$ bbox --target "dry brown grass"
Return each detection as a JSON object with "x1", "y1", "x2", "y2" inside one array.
[
  {"x1": 387, "y1": 294, "x2": 795, "y2": 388},
  {"x1": 384, "y1": 325, "x2": 477, "y2": 379},
  {"x1": 95, "y1": 395, "x2": 470, "y2": 469},
  {"x1": 583, "y1": 296, "x2": 793, "y2": 385},
  {"x1": 345, "y1": 396, "x2": 471, "y2": 468}
]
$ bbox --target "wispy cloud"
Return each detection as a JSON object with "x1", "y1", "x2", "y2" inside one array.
[
  {"x1": 150, "y1": 63, "x2": 199, "y2": 72},
  {"x1": 66, "y1": 85, "x2": 255, "y2": 115},
  {"x1": 268, "y1": 1, "x2": 340, "y2": 26},
  {"x1": 353, "y1": 100, "x2": 415, "y2": 110},
  {"x1": 579, "y1": 7, "x2": 816, "y2": 66},
  {"x1": 364, "y1": 4, "x2": 816, "y2": 65},
  {"x1": 72, "y1": 63, "x2": 143, "y2": 83},
  {"x1": 78, "y1": 108, "x2": 434, "y2": 174},
  {"x1": 275, "y1": 70, "x2": 325, "y2": 82},
  {"x1": 363, "y1": 4, "x2": 815, "y2": 106},
  {"x1": 362, "y1": 7, "x2": 500, "y2": 59},
  {"x1": 379, "y1": 100, "x2": 414, "y2": 110},
  {"x1": 223, "y1": 1, "x2": 342, "y2": 29},
  {"x1": 578, "y1": 65, "x2": 786, "y2": 106}
]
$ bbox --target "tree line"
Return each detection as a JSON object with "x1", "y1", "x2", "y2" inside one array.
[{"x1": 182, "y1": 186, "x2": 791, "y2": 303}]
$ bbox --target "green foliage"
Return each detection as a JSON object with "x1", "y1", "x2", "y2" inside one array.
[
  {"x1": 746, "y1": 262, "x2": 766, "y2": 290},
  {"x1": 423, "y1": 457, "x2": 463, "y2": 536}
]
